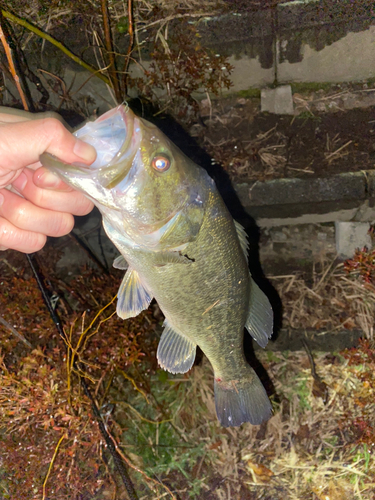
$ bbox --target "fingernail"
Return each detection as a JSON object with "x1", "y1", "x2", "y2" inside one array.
[
  {"x1": 0, "y1": 192, "x2": 4, "y2": 207},
  {"x1": 36, "y1": 170, "x2": 60, "y2": 188},
  {"x1": 73, "y1": 139, "x2": 97, "y2": 163},
  {"x1": 12, "y1": 172, "x2": 27, "y2": 191},
  {"x1": 0, "y1": 246, "x2": 8, "y2": 251}
]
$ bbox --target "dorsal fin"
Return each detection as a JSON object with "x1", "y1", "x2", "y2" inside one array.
[
  {"x1": 157, "y1": 320, "x2": 196, "y2": 374},
  {"x1": 234, "y1": 220, "x2": 249, "y2": 259},
  {"x1": 116, "y1": 268, "x2": 153, "y2": 319}
]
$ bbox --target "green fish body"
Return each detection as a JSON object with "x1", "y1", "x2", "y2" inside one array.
[{"x1": 41, "y1": 105, "x2": 273, "y2": 427}]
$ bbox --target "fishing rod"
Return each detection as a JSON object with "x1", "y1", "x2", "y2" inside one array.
[{"x1": 26, "y1": 253, "x2": 139, "y2": 500}]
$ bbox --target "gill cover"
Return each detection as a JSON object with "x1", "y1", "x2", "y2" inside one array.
[{"x1": 40, "y1": 105, "x2": 212, "y2": 250}]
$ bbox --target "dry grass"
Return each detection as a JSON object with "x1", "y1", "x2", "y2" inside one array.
[
  {"x1": 269, "y1": 259, "x2": 375, "y2": 339},
  {"x1": 111, "y1": 252, "x2": 375, "y2": 498},
  {"x1": 132, "y1": 346, "x2": 375, "y2": 499},
  {"x1": 1, "y1": 248, "x2": 375, "y2": 499}
]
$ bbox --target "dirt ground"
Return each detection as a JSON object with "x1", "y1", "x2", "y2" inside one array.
[{"x1": 192, "y1": 94, "x2": 375, "y2": 183}]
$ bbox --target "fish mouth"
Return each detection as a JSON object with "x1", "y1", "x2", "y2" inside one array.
[{"x1": 40, "y1": 104, "x2": 135, "y2": 190}]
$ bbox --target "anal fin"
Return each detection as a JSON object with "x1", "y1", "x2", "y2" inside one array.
[
  {"x1": 157, "y1": 320, "x2": 196, "y2": 374},
  {"x1": 245, "y1": 278, "x2": 273, "y2": 348},
  {"x1": 116, "y1": 267, "x2": 153, "y2": 319}
]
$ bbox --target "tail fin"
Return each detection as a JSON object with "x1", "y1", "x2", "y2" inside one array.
[{"x1": 214, "y1": 369, "x2": 272, "y2": 427}]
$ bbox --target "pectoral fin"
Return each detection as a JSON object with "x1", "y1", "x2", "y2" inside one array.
[
  {"x1": 116, "y1": 268, "x2": 153, "y2": 319},
  {"x1": 154, "y1": 252, "x2": 192, "y2": 267},
  {"x1": 113, "y1": 255, "x2": 128, "y2": 270},
  {"x1": 245, "y1": 278, "x2": 273, "y2": 348},
  {"x1": 157, "y1": 320, "x2": 196, "y2": 374}
]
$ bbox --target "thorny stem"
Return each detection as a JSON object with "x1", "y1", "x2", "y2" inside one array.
[{"x1": 100, "y1": 0, "x2": 122, "y2": 103}]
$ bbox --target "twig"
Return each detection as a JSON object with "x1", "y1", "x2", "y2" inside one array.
[
  {"x1": 42, "y1": 434, "x2": 66, "y2": 500},
  {"x1": 100, "y1": 0, "x2": 122, "y2": 102},
  {"x1": 302, "y1": 338, "x2": 329, "y2": 403},
  {"x1": 2, "y1": 9, "x2": 111, "y2": 86},
  {"x1": 123, "y1": 0, "x2": 135, "y2": 95},
  {"x1": 136, "y1": 12, "x2": 218, "y2": 33},
  {"x1": 69, "y1": 230, "x2": 111, "y2": 275},
  {"x1": 112, "y1": 435, "x2": 177, "y2": 499},
  {"x1": 81, "y1": 375, "x2": 139, "y2": 500},
  {"x1": 115, "y1": 400, "x2": 172, "y2": 425},
  {"x1": 0, "y1": 19, "x2": 28, "y2": 109},
  {"x1": 325, "y1": 140, "x2": 353, "y2": 161},
  {"x1": 0, "y1": 316, "x2": 33, "y2": 348},
  {"x1": 120, "y1": 369, "x2": 150, "y2": 404}
]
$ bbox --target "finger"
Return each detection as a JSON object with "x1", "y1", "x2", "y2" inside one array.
[
  {"x1": 33, "y1": 166, "x2": 76, "y2": 191},
  {"x1": 0, "y1": 188, "x2": 75, "y2": 237},
  {"x1": 11, "y1": 168, "x2": 93, "y2": 216},
  {"x1": 0, "y1": 113, "x2": 31, "y2": 123},
  {"x1": 0, "y1": 118, "x2": 96, "y2": 172},
  {"x1": 0, "y1": 107, "x2": 70, "y2": 126},
  {"x1": 0, "y1": 107, "x2": 34, "y2": 123},
  {"x1": 0, "y1": 216, "x2": 46, "y2": 253}
]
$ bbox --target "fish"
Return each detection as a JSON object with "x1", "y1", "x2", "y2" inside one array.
[{"x1": 40, "y1": 104, "x2": 273, "y2": 427}]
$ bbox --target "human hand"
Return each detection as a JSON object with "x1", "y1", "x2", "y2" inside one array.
[{"x1": 0, "y1": 109, "x2": 96, "y2": 253}]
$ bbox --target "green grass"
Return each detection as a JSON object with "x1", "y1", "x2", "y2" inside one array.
[{"x1": 112, "y1": 368, "x2": 213, "y2": 496}]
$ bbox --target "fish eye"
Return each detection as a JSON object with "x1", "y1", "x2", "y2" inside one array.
[{"x1": 151, "y1": 154, "x2": 171, "y2": 172}]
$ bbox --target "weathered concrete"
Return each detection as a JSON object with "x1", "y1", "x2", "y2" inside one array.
[
  {"x1": 261, "y1": 223, "x2": 337, "y2": 266},
  {"x1": 278, "y1": 26, "x2": 375, "y2": 84},
  {"x1": 261, "y1": 85, "x2": 294, "y2": 115},
  {"x1": 257, "y1": 204, "x2": 375, "y2": 228},
  {"x1": 253, "y1": 328, "x2": 361, "y2": 352},
  {"x1": 234, "y1": 170, "x2": 375, "y2": 227},
  {"x1": 335, "y1": 221, "x2": 372, "y2": 259},
  {"x1": 197, "y1": 1, "x2": 375, "y2": 88}
]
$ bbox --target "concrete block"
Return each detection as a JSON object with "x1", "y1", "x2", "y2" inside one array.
[
  {"x1": 335, "y1": 221, "x2": 372, "y2": 259},
  {"x1": 261, "y1": 85, "x2": 294, "y2": 115}
]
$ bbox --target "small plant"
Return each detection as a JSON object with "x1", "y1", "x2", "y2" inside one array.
[
  {"x1": 344, "y1": 246, "x2": 375, "y2": 286},
  {"x1": 130, "y1": 22, "x2": 233, "y2": 123}
]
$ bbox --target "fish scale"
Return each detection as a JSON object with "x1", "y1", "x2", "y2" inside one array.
[{"x1": 40, "y1": 104, "x2": 274, "y2": 427}]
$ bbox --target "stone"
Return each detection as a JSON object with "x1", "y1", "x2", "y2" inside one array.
[
  {"x1": 335, "y1": 221, "x2": 372, "y2": 259},
  {"x1": 261, "y1": 85, "x2": 294, "y2": 115}
]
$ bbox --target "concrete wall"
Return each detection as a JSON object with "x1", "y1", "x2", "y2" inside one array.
[
  {"x1": 277, "y1": 25, "x2": 375, "y2": 84},
  {"x1": 198, "y1": 0, "x2": 375, "y2": 90}
]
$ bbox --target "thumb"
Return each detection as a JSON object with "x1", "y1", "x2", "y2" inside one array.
[{"x1": 0, "y1": 117, "x2": 96, "y2": 172}]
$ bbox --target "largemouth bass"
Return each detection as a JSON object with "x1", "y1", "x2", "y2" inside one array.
[{"x1": 40, "y1": 105, "x2": 273, "y2": 427}]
